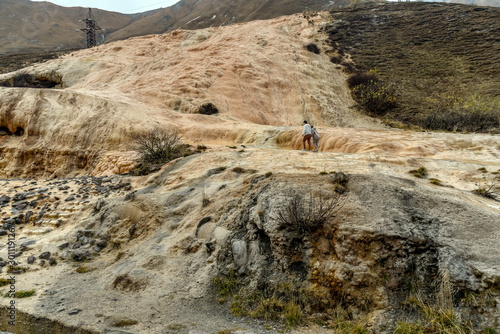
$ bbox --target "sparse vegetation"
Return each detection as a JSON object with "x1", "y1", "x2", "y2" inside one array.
[
  {"x1": 7, "y1": 266, "x2": 28, "y2": 274},
  {"x1": 275, "y1": 187, "x2": 344, "y2": 234},
  {"x1": 347, "y1": 71, "x2": 398, "y2": 116},
  {"x1": 167, "y1": 324, "x2": 187, "y2": 330},
  {"x1": 398, "y1": 271, "x2": 474, "y2": 334},
  {"x1": 4, "y1": 290, "x2": 36, "y2": 298},
  {"x1": 132, "y1": 128, "x2": 183, "y2": 163},
  {"x1": 331, "y1": 172, "x2": 349, "y2": 194},
  {"x1": 305, "y1": 43, "x2": 320, "y2": 54},
  {"x1": 472, "y1": 175, "x2": 499, "y2": 200},
  {"x1": 130, "y1": 127, "x2": 199, "y2": 175},
  {"x1": 429, "y1": 178, "x2": 443, "y2": 186},
  {"x1": 212, "y1": 270, "x2": 240, "y2": 298},
  {"x1": 215, "y1": 277, "x2": 308, "y2": 328},
  {"x1": 75, "y1": 265, "x2": 96, "y2": 274},
  {"x1": 409, "y1": 167, "x2": 428, "y2": 178},
  {"x1": 196, "y1": 145, "x2": 207, "y2": 151},
  {"x1": 326, "y1": 2, "x2": 500, "y2": 133},
  {"x1": 112, "y1": 274, "x2": 145, "y2": 292},
  {"x1": 0, "y1": 278, "x2": 11, "y2": 287},
  {"x1": 202, "y1": 188, "x2": 211, "y2": 207}
]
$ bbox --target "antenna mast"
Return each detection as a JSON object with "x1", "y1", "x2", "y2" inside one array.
[{"x1": 80, "y1": 8, "x2": 102, "y2": 48}]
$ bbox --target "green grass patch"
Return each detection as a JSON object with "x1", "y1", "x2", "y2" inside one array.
[
  {"x1": 409, "y1": 167, "x2": 428, "y2": 178},
  {"x1": 429, "y1": 178, "x2": 443, "y2": 186},
  {"x1": 0, "y1": 278, "x2": 12, "y2": 287},
  {"x1": 4, "y1": 290, "x2": 36, "y2": 298}
]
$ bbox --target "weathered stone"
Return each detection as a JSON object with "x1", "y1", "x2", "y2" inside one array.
[
  {"x1": 72, "y1": 249, "x2": 91, "y2": 262},
  {"x1": 231, "y1": 240, "x2": 248, "y2": 269},
  {"x1": 58, "y1": 242, "x2": 69, "y2": 250},
  {"x1": 124, "y1": 192, "x2": 135, "y2": 201},
  {"x1": 27, "y1": 255, "x2": 36, "y2": 264},
  {"x1": 0, "y1": 195, "x2": 10, "y2": 204},
  {"x1": 65, "y1": 196, "x2": 75, "y2": 202},
  {"x1": 96, "y1": 239, "x2": 108, "y2": 248},
  {"x1": 67, "y1": 308, "x2": 82, "y2": 315},
  {"x1": 49, "y1": 258, "x2": 57, "y2": 266},
  {"x1": 13, "y1": 201, "x2": 28, "y2": 211},
  {"x1": 13, "y1": 193, "x2": 27, "y2": 202},
  {"x1": 39, "y1": 251, "x2": 51, "y2": 260},
  {"x1": 0, "y1": 229, "x2": 7, "y2": 236},
  {"x1": 24, "y1": 210, "x2": 34, "y2": 224},
  {"x1": 19, "y1": 240, "x2": 36, "y2": 252}
]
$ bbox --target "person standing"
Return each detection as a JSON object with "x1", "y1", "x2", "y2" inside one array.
[
  {"x1": 302, "y1": 121, "x2": 312, "y2": 151},
  {"x1": 311, "y1": 126, "x2": 320, "y2": 152}
]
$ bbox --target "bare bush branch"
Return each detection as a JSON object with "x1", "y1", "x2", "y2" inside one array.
[
  {"x1": 132, "y1": 127, "x2": 182, "y2": 163},
  {"x1": 276, "y1": 187, "x2": 345, "y2": 234}
]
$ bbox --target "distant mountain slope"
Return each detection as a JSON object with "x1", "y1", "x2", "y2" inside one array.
[
  {"x1": 0, "y1": 0, "x2": 337, "y2": 55},
  {"x1": 107, "y1": 0, "x2": 338, "y2": 42},
  {"x1": 0, "y1": 0, "x2": 133, "y2": 55}
]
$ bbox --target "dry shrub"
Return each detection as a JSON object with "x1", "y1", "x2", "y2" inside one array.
[
  {"x1": 112, "y1": 274, "x2": 146, "y2": 292},
  {"x1": 276, "y1": 187, "x2": 344, "y2": 234},
  {"x1": 305, "y1": 43, "x2": 321, "y2": 54},
  {"x1": 352, "y1": 81, "x2": 398, "y2": 116},
  {"x1": 132, "y1": 127, "x2": 183, "y2": 163}
]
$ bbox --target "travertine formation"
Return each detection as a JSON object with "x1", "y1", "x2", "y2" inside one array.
[{"x1": 0, "y1": 12, "x2": 499, "y2": 334}]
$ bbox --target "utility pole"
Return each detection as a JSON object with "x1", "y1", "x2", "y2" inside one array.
[{"x1": 79, "y1": 8, "x2": 102, "y2": 48}]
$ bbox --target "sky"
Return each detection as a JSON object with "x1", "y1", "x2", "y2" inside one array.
[{"x1": 30, "y1": 0, "x2": 180, "y2": 14}]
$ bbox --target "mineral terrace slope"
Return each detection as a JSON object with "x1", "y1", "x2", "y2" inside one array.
[
  {"x1": 0, "y1": 9, "x2": 499, "y2": 334},
  {"x1": 0, "y1": 13, "x2": 379, "y2": 178},
  {"x1": 0, "y1": 147, "x2": 499, "y2": 333}
]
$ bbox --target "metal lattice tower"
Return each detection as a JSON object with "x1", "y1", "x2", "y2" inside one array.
[{"x1": 80, "y1": 8, "x2": 102, "y2": 48}]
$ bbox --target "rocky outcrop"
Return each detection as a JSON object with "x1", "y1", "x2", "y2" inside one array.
[{"x1": 212, "y1": 173, "x2": 500, "y2": 330}]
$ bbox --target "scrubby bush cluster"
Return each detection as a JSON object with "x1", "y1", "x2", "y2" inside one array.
[
  {"x1": 132, "y1": 128, "x2": 184, "y2": 163},
  {"x1": 347, "y1": 72, "x2": 397, "y2": 116},
  {"x1": 131, "y1": 127, "x2": 205, "y2": 175},
  {"x1": 276, "y1": 187, "x2": 344, "y2": 234},
  {"x1": 411, "y1": 94, "x2": 500, "y2": 132}
]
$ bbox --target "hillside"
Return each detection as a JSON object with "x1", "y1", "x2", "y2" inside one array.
[
  {"x1": 0, "y1": 4, "x2": 499, "y2": 334},
  {"x1": 325, "y1": 2, "x2": 500, "y2": 132},
  {"x1": 106, "y1": 0, "x2": 338, "y2": 42},
  {"x1": 0, "y1": 0, "x2": 133, "y2": 55},
  {"x1": 0, "y1": 0, "x2": 337, "y2": 56}
]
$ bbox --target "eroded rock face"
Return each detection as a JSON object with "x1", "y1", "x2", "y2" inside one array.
[{"x1": 213, "y1": 174, "x2": 500, "y2": 330}]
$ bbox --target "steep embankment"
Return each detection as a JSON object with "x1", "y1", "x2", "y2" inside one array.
[{"x1": 0, "y1": 13, "x2": 378, "y2": 178}]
